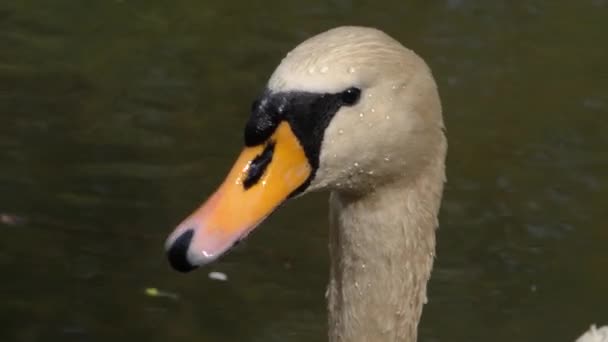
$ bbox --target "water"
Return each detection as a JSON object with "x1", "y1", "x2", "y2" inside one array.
[{"x1": 1, "y1": 0, "x2": 607, "y2": 341}]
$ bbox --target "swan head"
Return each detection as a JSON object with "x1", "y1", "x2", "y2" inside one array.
[{"x1": 164, "y1": 26, "x2": 445, "y2": 272}]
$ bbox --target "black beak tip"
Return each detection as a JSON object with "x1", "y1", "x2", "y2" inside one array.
[{"x1": 166, "y1": 229, "x2": 198, "y2": 273}]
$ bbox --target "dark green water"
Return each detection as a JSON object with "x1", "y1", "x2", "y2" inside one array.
[{"x1": 1, "y1": 1, "x2": 607, "y2": 341}]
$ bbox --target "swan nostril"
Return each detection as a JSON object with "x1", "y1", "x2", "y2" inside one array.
[{"x1": 166, "y1": 229, "x2": 197, "y2": 273}]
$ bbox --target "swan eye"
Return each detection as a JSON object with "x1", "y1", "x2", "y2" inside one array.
[{"x1": 341, "y1": 87, "x2": 361, "y2": 106}]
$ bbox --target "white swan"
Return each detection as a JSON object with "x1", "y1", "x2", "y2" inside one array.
[
  {"x1": 165, "y1": 26, "x2": 446, "y2": 341},
  {"x1": 577, "y1": 325, "x2": 608, "y2": 342}
]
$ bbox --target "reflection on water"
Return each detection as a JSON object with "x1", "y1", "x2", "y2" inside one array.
[{"x1": 1, "y1": 0, "x2": 606, "y2": 341}]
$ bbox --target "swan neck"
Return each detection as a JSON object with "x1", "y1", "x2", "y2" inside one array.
[{"x1": 327, "y1": 167, "x2": 443, "y2": 342}]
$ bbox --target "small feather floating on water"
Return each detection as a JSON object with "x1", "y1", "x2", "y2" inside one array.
[
  {"x1": 208, "y1": 271, "x2": 228, "y2": 281},
  {"x1": 0, "y1": 213, "x2": 26, "y2": 226}
]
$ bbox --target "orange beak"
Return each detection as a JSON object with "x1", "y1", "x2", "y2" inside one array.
[{"x1": 165, "y1": 122, "x2": 312, "y2": 272}]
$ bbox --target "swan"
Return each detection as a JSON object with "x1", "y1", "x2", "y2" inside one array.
[
  {"x1": 164, "y1": 26, "x2": 446, "y2": 342},
  {"x1": 577, "y1": 325, "x2": 608, "y2": 342}
]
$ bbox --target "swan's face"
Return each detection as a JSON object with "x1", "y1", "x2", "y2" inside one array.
[{"x1": 165, "y1": 27, "x2": 444, "y2": 272}]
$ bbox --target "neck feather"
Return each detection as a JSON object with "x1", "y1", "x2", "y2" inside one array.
[{"x1": 326, "y1": 154, "x2": 445, "y2": 342}]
